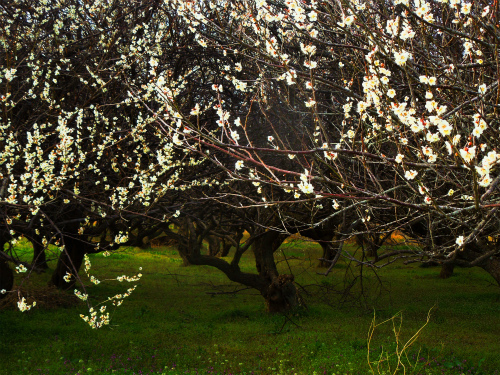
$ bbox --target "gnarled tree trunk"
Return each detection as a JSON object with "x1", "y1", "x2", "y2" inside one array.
[{"x1": 253, "y1": 231, "x2": 299, "y2": 313}]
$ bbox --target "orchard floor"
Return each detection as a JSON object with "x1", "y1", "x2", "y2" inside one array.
[{"x1": 1, "y1": 239, "x2": 499, "y2": 375}]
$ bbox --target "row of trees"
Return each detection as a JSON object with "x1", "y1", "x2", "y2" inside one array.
[{"x1": 1, "y1": 0, "x2": 499, "y2": 317}]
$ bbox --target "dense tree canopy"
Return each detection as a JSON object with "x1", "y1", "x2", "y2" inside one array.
[{"x1": 1, "y1": 0, "x2": 500, "y2": 322}]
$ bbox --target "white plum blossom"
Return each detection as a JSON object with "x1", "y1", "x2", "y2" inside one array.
[
  {"x1": 405, "y1": 170, "x2": 418, "y2": 180},
  {"x1": 305, "y1": 98, "x2": 316, "y2": 107},
  {"x1": 393, "y1": 50, "x2": 411, "y2": 66},
  {"x1": 18, "y1": 298, "x2": 36, "y2": 312},
  {"x1": 460, "y1": 146, "x2": 476, "y2": 163},
  {"x1": 235, "y1": 160, "x2": 244, "y2": 170}
]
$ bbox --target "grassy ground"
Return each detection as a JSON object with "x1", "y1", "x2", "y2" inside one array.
[{"x1": 1, "y1": 238, "x2": 499, "y2": 375}]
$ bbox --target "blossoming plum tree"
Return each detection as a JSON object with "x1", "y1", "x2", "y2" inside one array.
[
  {"x1": 0, "y1": 0, "x2": 225, "y2": 322},
  {"x1": 2, "y1": 0, "x2": 500, "y2": 319},
  {"x1": 154, "y1": 0, "x2": 500, "y2": 286}
]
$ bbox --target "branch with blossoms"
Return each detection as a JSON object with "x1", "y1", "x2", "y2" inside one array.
[
  {"x1": 3, "y1": 0, "x2": 500, "y2": 317},
  {"x1": 148, "y1": 0, "x2": 500, "y2": 283}
]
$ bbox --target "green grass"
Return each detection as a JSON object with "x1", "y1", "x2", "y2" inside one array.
[{"x1": 1, "y1": 239, "x2": 499, "y2": 375}]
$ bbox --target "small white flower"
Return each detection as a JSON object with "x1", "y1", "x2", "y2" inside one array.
[
  {"x1": 344, "y1": 15, "x2": 355, "y2": 26},
  {"x1": 304, "y1": 60, "x2": 317, "y2": 69},
  {"x1": 394, "y1": 50, "x2": 411, "y2": 66},
  {"x1": 235, "y1": 160, "x2": 244, "y2": 170},
  {"x1": 478, "y1": 84, "x2": 487, "y2": 95},
  {"x1": 479, "y1": 175, "x2": 492, "y2": 187},
  {"x1": 405, "y1": 170, "x2": 418, "y2": 180},
  {"x1": 460, "y1": 146, "x2": 476, "y2": 163},
  {"x1": 461, "y1": 2, "x2": 471, "y2": 14},
  {"x1": 190, "y1": 104, "x2": 201, "y2": 116},
  {"x1": 230, "y1": 130, "x2": 240, "y2": 141},
  {"x1": 305, "y1": 98, "x2": 316, "y2": 107},
  {"x1": 456, "y1": 235, "x2": 464, "y2": 246},
  {"x1": 16, "y1": 264, "x2": 27, "y2": 273}
]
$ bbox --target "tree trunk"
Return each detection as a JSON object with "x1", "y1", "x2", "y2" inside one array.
[
  {"x1": 50, "y1": 236, "x2": 90, "y2": 289},
  {"x1": 220, "y1": 240, "x2": 232, "y2": 257},
  {"x1": 0, "y1": 237, "x2": 14, "y2": 298},
  {"x1": 459, "y1": 245, "x2": 500, "y2": 287},
  {"x1": 31, "y1": 238, "x2": 49, "y2": 271},
  {"x1": 439, "y1": 262, "x2": 455, "y2": 279},
  {"x1": 264, "y1": 274, "x2": 298, "y2": 312},
  {"x1": 480, "y1": 256, "x2": 500, "y2": 287},
  {"x1": 318, "y1": 242, "x2": 335, "y2": 268},
  {"x1": 0, "y1": 257, "x2": 14, "y2": 299},
  {"x1": 207, "y1": 235, "x2": 221, "y2": 256},
  {"x1": 253, "y1": 231, "x2": 299, "y2": 313},
  {"x1": 177, "y1": 218, "x2": 199, "y2": 266}
]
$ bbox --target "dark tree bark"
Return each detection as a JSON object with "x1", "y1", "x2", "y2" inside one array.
[
  {"x1": 31, "y1": 237, "x2": 49, "y2": 271},
  {"x1": 253, "y1": 231, "x2": 298, "y2": 313},
  {"x1": 220, "y1": 241, "x2": 232, "y2": 257},
  {"x1": 177, "y1": 218, "x2": 199, "y2": 266},
  {"x1": 50, "y1": 236, "x2": 93, "y2": 289},
  {"x1": 318, "y1": 242, "x2": 336, "y2": 268},
  {"x1": 0, "y1": 238, "x2": 14, "y2": 299},
  {"x1": 456, "y1": 244, "x2": 500, "y2": 287},
  {"x1": 0, "y1": 257, "x2": 14, "y2": 299},
  {"x1": 480, "y1": 257, "x2": 500, "y2": 287},
  {"x1": 207, "y1": 235, "x2": 221, "y2": 256},
  {"x1": 219, "y1": 228, "x2": 244, "y2": 257},
  {"x1": 439, "y1": 263, "x2": 455, "y2": 279}
]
